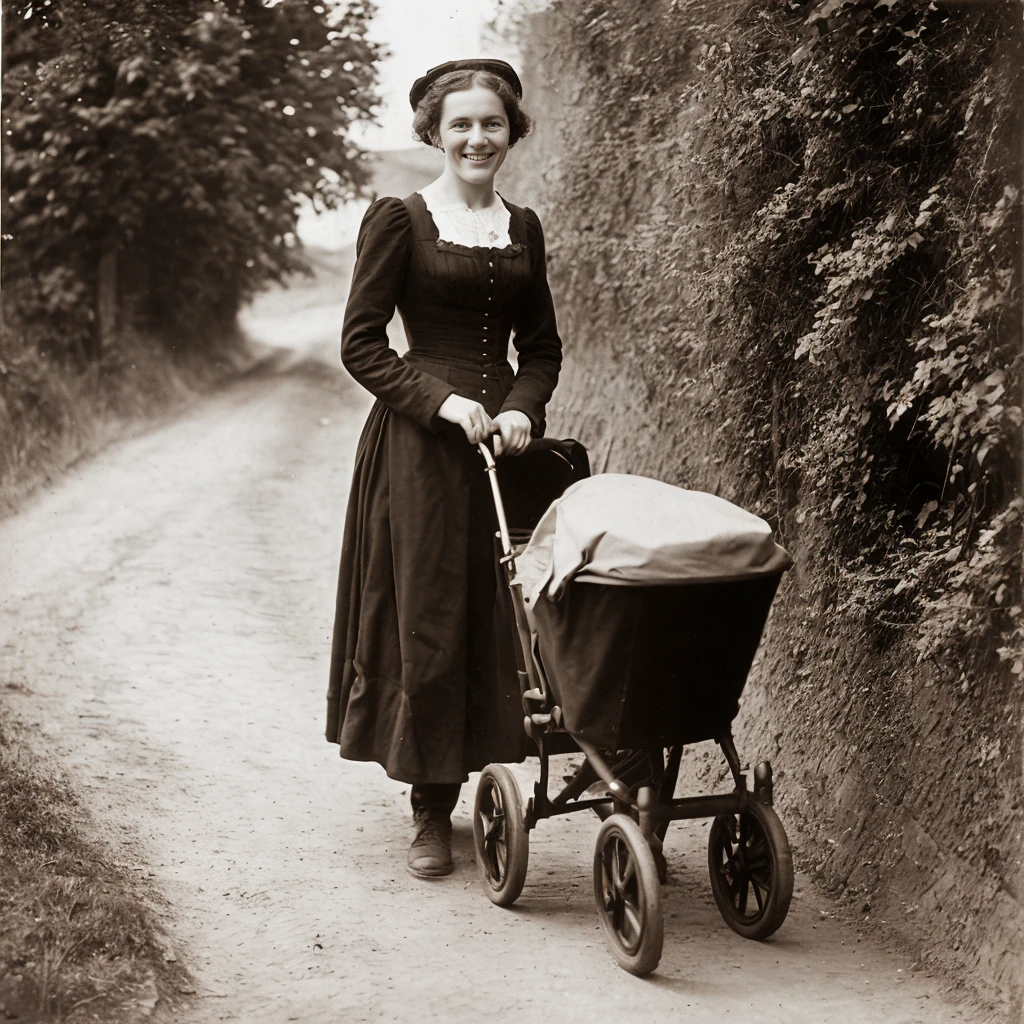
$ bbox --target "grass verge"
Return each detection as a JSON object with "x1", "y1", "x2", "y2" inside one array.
[
  {"x1": 0, "y1": 696, "x2": 190, "y2": 1022},
  {"x1": 0, "y1": 327, "x2": 253, "y2": 519}
]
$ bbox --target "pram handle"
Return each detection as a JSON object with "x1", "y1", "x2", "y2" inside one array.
[
  {"x1": 477, "y1": 441, "x2": 513, "y2": 561},
  {"x1": 477, "y1": 440, "x2": 556, "y2": 711}
]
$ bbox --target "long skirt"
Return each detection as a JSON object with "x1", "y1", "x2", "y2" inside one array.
[{"x1": 325, "y1": 400, "x2": 528, "y2": 784}]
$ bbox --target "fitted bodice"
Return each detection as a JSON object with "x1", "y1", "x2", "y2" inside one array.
[
  {"x1": 396, "y1": 192, "x2": 534, "y2": 404},
  {"x1": 340, "y1": 193, "x2": 561, "y2": 434}
]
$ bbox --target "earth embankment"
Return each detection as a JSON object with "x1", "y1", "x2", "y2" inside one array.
[{"x1": 505, "y1": 1, "x2": 1023, "y2": 1017}]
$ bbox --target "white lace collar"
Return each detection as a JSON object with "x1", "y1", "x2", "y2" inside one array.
[{"x1": 417, "y1": 184, "x2": 512, "y2": 249}]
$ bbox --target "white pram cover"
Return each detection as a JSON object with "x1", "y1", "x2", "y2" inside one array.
[{"x1": 514, "y1": 474, "x2": 792, "y2": 603}]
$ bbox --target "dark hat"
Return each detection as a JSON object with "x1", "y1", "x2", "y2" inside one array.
[{"x1": 409, "y1": 59, "x2": 523, "y2": 111}]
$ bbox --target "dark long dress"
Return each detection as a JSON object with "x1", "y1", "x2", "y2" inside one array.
[{"x1": 325, "y1": 192, "x2": 562, "y2": 784}]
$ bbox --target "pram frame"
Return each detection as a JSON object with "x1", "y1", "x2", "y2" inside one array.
[
  {"x1": 475, "y1": 442, "x2": 792, "y2": 975},
  {"x1": 478, "y1": 442, "x2": 770, "y2": 824}
]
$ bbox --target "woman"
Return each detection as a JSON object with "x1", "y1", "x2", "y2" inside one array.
[{"x1": 325, "y1": 59, "x2": 562, "y2": 878}]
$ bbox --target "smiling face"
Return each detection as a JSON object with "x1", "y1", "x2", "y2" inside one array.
[{"x1": 437, "y1": 85, "x2": 510, "y2": 188}]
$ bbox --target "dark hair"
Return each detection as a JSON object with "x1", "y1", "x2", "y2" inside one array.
[{"x1": 412, "y1": 70, "x2": 532, "y2": 149}]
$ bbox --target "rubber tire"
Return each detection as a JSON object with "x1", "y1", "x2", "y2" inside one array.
[
  {"x1": 473, "y1": 764, "x2": 529, "y2": 907},
  {"x1": 707, "y1": 798, "x2": 794, "y2": 940},
  {"x1": 593, "y1": 814, "x2": 664, "y2": 976}
]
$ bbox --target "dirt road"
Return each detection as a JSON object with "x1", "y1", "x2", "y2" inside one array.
[{"x1": 0, "y1": 268, "x2": 983, "y2": 1024}]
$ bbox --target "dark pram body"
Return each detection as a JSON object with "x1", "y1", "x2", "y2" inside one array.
[{"x1": 530, "y1": 574, "x2": 780, "y2": 749}]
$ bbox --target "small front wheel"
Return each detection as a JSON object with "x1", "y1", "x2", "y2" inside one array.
[
  {"x1": 708, "y1": 799, "x2": 793, "y2": 940},
  {"x1": 593, "y1": 814, "x2": 664, "y2": 976},
  {"x1": 473, "y1": 764, "x2": 529, "y2": 906}
]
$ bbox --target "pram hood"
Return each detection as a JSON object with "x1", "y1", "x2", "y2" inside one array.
[{"x1": 513, "y1": 474, "x2": 792, "y2": 603}]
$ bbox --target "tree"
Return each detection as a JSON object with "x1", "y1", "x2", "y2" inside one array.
[{"x1": 1, "y1": 0, "x2": 380, "y2": 359}]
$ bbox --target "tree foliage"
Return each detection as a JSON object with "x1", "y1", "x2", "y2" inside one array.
[
  {"x1": 2, "y1": 0, "x2": 380, "y2": 360},
  {"x1": 680, "y1": 0, "x2": 1022, "y2": 670},
  {"x1": 551, "y1": 0, "x2": 1021, "y2": 670}
]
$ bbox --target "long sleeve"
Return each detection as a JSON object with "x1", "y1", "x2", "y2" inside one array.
[
  {"x1": 500, "y1": 207, "x2": 563, "y2": 436},
  {"x1": 341, "y1": 197, "x2": 455, "y2": 431}
]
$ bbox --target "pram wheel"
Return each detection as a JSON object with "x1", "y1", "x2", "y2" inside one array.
[
  {"x1": 593, "y1": 814, "x2": 664, "y2": 976},
  {"x1": 707, "y1": 799, "x2": 793, "y2": 940},
  {"x1": 473, "y1": 765, "x2": 529, "y2": 907}
]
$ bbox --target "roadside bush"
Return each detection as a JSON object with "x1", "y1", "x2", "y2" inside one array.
[
  {"x1": 2, "y1": 0, "x2": 378, "y2": 359},
  {"x1": 684, "y1": 0, "x2": 1022, "y2": 673}
]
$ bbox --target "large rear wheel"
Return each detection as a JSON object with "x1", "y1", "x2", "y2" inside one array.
[
  {"x1": 593, "y1": 814, "x2": 664, "y2": 976},
  {"x1": 708, "y1": 798, "x2": 793, "y2": 940},
  {"x1": 473, "y1": 765, "x2": 529, "y2": 907}
]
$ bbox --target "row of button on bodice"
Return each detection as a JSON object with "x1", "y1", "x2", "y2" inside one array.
[{"x1": 482, "y1": 257, "x2": 495, "y2": 394}]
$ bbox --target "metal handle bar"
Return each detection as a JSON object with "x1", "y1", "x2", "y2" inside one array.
[
  {"x1": 477, "y1": 441, "x2": 552, "y2": 707},
  {"x1": 477, "y1": 441, "x2": 513, "y2": 559}
]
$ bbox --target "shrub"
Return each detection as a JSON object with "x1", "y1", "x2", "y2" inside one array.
[
  {"x1": 1, "y1": 0, "x2": 380, "y2": 359},
  {"x1": 681, "y1": 0, "x2": 1022, "y2": 669}
]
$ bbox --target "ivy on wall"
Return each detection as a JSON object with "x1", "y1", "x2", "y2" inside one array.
[
  {"x1": 682, "y1": 0, "x2": 1022, "y2": 670},
  {"x1": 525, "y1": 0, "x2": 1022, "y2": 999},
  {"x1": 550, "y1": 0, "x2": 1021, "y2": 669}
]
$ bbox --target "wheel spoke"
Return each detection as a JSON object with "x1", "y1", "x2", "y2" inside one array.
[
  {"x1": 746, "y1": 830, "x2": 767, "y2": 860},
  {"x1": 721, "y1": 814, "x2": 773, "y2": 919},
  {"x1": 750, "y1": 873, "x2": 765, "y2": 912},
  {"x1": 480, "y1": 794, "x2": 506, "y2": 880},
  {"x1": 622, "y1": 854, "x2": 637, "y2": 888},
  {"x1": 730, "y1": 874, "x2": 743, "y2": 898},
  {"x1": 724, "y1": 847, "x2": 742, "y2": 878},
  {"x1": 619, "y1": 841, "x2": 633, "y2": 888},
  {"x1": 747, "y1": 847, "x2": 769, "y2": 874},
  {"x1": 621, "y1": 899, "x2": 642, "y2": 945},
  {"x1": 487, "y1": 787, "x2": 503, "y2": 819},
  {"x1": 709, "y1": 808, "x2": 790, "y2": 937},
  {"x1": 595, "y1": 820, "x2": 665, "y2": 969},
  {"x1": 600, "y1": 831, "x2": 639, "y2": 945},
  {"x1": 485, "y1": 810, "x2": 505, "y2": 842},
  {"x1": 489, "y1": 788, "x2": 504, "y2": 817},
  {"x1": 737, "y1": 875, "x2": 750, "y2": 915},
  {"x1": 474, "y1": 771, "x2": 530, "y2": 906},
  {"x1": 750, "y1": 867, "x2": 772, "y2": 894},
  {"x1": 600, "y1": 851, "x2": 616, "y2": 909},
  {"x1": 610, "y1": 872, "x2": 625, "y2": 932},
  {"x1": 611, "y1": 841, "x2": 626, "y2": 895}
]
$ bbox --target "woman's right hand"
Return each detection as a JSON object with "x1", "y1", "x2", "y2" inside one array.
[{"x1": 437, "y1": 394, "x2": 494, "y2": 444}]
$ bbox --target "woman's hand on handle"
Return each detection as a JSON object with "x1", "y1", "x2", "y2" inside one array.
[
  {"x1": 437, "y1": 394, "x2": 494, "y2": 445},
  {"x1": 491, "y1": 410, "x2": 532, "y2": 457}
]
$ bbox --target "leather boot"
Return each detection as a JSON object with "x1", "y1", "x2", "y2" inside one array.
[{"x1": 407, "y1": 810, "x2": 453, "y2": 878}]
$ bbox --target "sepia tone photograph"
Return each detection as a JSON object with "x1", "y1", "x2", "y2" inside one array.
[{"x1": 1, "y1": 0, "x2": 1021, "y2": 1021}]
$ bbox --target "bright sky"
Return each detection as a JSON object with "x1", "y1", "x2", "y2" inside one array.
[{"x1": 359, "y1": 0, "x2": 529, "y2": 151}]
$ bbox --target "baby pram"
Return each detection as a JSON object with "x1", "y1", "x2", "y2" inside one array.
[{"x1": 474, "y1": 441, "x2": 795, "y2": 976}]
